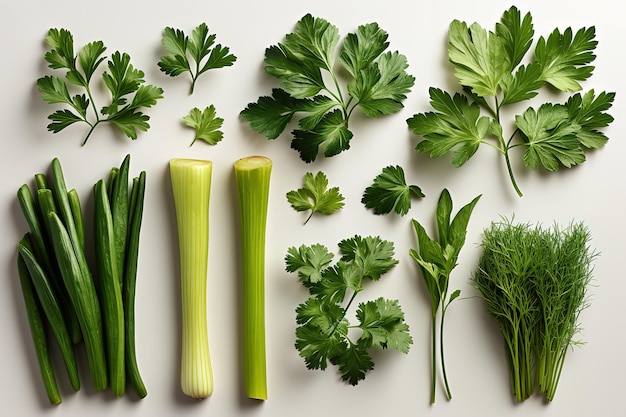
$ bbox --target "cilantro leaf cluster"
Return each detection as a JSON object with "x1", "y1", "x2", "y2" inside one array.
[
  {"x1": 158, "y1": 23, "x2": 237, "y2": 94},
  {"x1": 361, "y1": 165, "x2": 424, "y2": 216},
  {"x1": 286, "y1": 171, "x2": 345, "y2": 224},
  {"x1": 286, "y1": 235, "x2": 412, "y2": 385},
  {"x1": 406, "y1": 6, "x2": 615, "y2": 196},
  {"x1": 37, "y1": 28, "x2": 164, "y2": 145},
  {"x1": 241, "y1": 14, "x2": 415, "y2": 162}
]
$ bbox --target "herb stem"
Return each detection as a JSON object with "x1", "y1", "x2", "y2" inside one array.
[
  {"x1": 440, "y1": 306, "x2": 452, "y2": 401},
  {"x1": 430, "y1": 313, "x2": 437, "y2": 404}
]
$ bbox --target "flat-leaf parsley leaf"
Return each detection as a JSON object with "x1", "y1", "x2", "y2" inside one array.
[
  {"x1": 182, "y1": 105, "x2": 224, "y2": 146},
  {"x1": 362, "y1": 165, "x2": 424, "y2": 216},
  {"x1": 286, "y1": 171, "x2": 345, "y2": 224}
]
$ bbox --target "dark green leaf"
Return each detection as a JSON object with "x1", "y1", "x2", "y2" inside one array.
[
  {"x1": 291, "y1": 109, "x2": 353, "y2": 162},
  {"x1": 361, "y1": 165, "x2": 424, "y2": 216},
  {"x1": 240, "y1": 88, "x2": 305, "y2": 139},
  {"x1": 339, "y1": 22, "x2": 389, "y2": 77}
]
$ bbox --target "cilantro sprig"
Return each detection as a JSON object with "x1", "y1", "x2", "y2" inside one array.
[
  {"x1": 286, "y1": 171, "x2": 345, "y2": 224},
  {"x1": 158, "y1": 23, "x2": 237, "y2": 94},
  {"x1": 286, "y1": 235, "x2": 412, "y2": 385},
  {"x1": 362, "y1": 165, "x2": 424, "y2": 216},
  {"x1": 407, "y1": 6, "x2": 615, "y2": 196},
  {"x1": 37, "y1": 28, "x2": 164, "y2": 145},
  {"x1": 182, "y1": 105, "x2": 224, "y2": 146},
  {"x1": 241, "y1": 14, "x2": 415, "y2": 162}
]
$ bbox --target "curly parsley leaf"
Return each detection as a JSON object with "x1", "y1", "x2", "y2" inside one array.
[
  {"x1": 37, "y1": 29, "x2": 163, "y2": 145},
  {"x1": 158, "y1": 23, "x2": 237, "y2": 94},
  {"x1": 362, "y1": 165, "x2": 425, "y2": 216},
  {"x1": 287, "y1": 235, "x2": 411, "y2": 385},
  {"x1": 241, "y1": 14, "x2": 414, "y2": 162},
  {"x1": 182, "y1": 105, "x2": 224, "y2": 146},
  {"x1": 286, "y1": 171, "x2": 345, "y2": 224},
  {"x1": 407, "y1": 6, "x2": 614, "y2": 197}
]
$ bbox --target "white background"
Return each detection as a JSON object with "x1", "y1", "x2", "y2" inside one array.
[{"x1": 1, "y1": 1, "x2": 624, "y2": 416}]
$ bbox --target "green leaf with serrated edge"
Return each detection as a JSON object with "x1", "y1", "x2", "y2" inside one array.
[
  {"x1": 338, "y1": 235, "x2": 398, "y2": 281},
  {"x1": 108, "y1": 109, "x2": 150, "y2": 139},
  {"x1": 448, "y1": 19, "x2": 510, "y2": 97},
  {"x1": 78, "y1": 41, "x2": 107, "y2": 83},
  {"x1": 339, "y1": 22, "x2": 389, "y2": 77},
  {"x1": 356, "y1": 298, "x2": 413, "y2": 353},
  {"x1": 282, "y1": 14, "x2": 339, "y2": 71},
  {"x1": 408, "y1": 88, "x2": 491, "y2": 167},
  {"x1": 334, "y1": 343, "x2": 374, "y2": 385},
  {"x1": 500, "y1": 63, "x2": 544, "y2": 105},
  {"x1": 296, "y1": 297, "x2": 344, "y2": 332},
  {"x1": 361, "y1": 165, "x2": 424, "y2": 216},
  {"x1": 297, "y1": 96, "x2": 337, "y2": 131},
  {"x1": 534, "y1": 27, "x2": 597, "y2": 92},
  {"x1": 47, "y1": 110, "x2": 83, "y2": 132},
  {"x1": 495, "y1": 6, "x2": 534, "y2": 69},
  {"x1": 349, "y1": 51, "x2": 415, "y2": 117},
  {"x1": 264, "y1": 45, "x2": 325, "y2": 99},
  {"x1": 285, "y1": 243, "x2": 334, "y2": 284},
  {"x1": 291, "y1": 109, "x2": 353, "y2": 162},
  {"x1": 286, "y1": 171, "x2": 345, "y2": 223},
  {"x1": 240, "y1": 88, "x2": 306, "y2": 139},
  {"x1": 565, "y1": 89, "x2": 615, "y2": 149},
  {"x1": 183, "y1": 105, "x2": 224, "y2": 146},
  {"x1": 295, "y1": 323, "x2": 347, "y2": 371},
  {"x1": 308, "y1": 262, "x2": 362, "y2": 304},
  {"x1": 516, "y1": 104, "x2": 584, "y2": 171}
]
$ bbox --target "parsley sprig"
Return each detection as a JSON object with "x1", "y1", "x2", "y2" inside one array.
[
  {"x1": 286, "y1": 171, "x2": 345, "y2": 224},
  {"x1": 286, "y1": 235, "x2": 412, "y2": 385},
  {"x1": 407, "y1": 6, "x2": 615, "y2": 196},
  {"x1": 37, "y1": 28, "x2": 164, "y2": 145},
  {"x1": 241, "y1": 14, "x2": 415, "y2": 162},
  {"x1": 158, "y1": 23, "x2": 237, "y2": 94}
]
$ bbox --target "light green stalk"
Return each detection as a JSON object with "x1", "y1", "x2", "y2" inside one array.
[
  {"x1": 170, "y1": 158, "x2": 214, "y2": 399},
  {"x1": 234, "y1": 156, "x2": 272, "y2": 401}
]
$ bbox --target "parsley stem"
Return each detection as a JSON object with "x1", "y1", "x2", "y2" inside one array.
[
  {"x1": 327, "y1": 290, "x2": 359, "y2": 338},
  {"x1": 430, "y1": 314, "x2": 437, "y2": 404}
]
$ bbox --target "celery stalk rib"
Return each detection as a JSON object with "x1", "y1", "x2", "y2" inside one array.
[
  {"x1": 170, "y1": 158, "x2": 214, "y2": 399},
  {"x1": 235, "y1": 156, "x2": 272, "y2": 401}
]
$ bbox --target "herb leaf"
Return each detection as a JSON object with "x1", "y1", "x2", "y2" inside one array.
[
  {"x1": 242, "y1": 14, "x2": 414, "y2": 162},
  {"x1": 182, "y1": 105, "x2": 224, "y2": 146},
  {"x1": 286, "y1": 171, "x2": 345, "y2": 224},
  {"x1": 362, "y1": 165, "x2": 424, "y2": 216},
  {"x1": 158, "y1": 23, "x2": 237, "y2": 94}
]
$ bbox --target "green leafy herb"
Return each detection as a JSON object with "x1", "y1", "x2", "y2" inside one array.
[
  {"x1": 286, "y1": 235, "x2": 412, "y2": 385},
  {"x1": 472, "y1": 218, "x2": 596, "y2": 402},
  {"x1": 241, "y1": 14, "x2": 415, "y2": 162},
  {"x1": 409, "y1": 189, "x2": 481, "y2": 403},
  {"x1": 406, "y1": 6, "x2": 614, "y2": 196},
  {"x1": 286, "y1": 171, "x2": 345, "y2": 224},
  {"x1": 158, "y1": 23, "x2": 237, "y2": 94},
  {"x1": 362, "y1": 165, "x2": 424, "y2": 216},
  {"x1": 182, "y1": 105, "x2": 224, "y2": 146},
  {"x1": 37, "y1": 28, "x2": 164, "y2": 145}
]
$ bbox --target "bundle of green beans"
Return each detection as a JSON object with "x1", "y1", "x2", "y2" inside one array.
[{"x1": 15, "y1": 155, "x2": 147, "y2": 404}]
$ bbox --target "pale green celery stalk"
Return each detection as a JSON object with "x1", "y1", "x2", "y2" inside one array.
[
  {"x1": 170, "y1": 158, "x2": 214, "y2": 399},
  {"x1": 234, "y1": 156, "x2": 272, "y2": 401}
]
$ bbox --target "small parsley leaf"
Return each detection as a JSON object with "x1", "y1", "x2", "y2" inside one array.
[
  {"x1": 362, "y1": 165, "x2": 424, "y2": 216},
  {"x1": 158, "y1": 23, "x2": 237, "y2": 94},
  {"x1": 286, "y1": 171, "x2": 345, "y2": 224},
  {"x1": 37, "y1": 29, "x2": 163, "y2": 145},
  {"x1": 287, "y1": 235, "x2": 411, "y2": 385},
  {"x1": 182, "y1": 105, "x2": 224, "y2": 146}
]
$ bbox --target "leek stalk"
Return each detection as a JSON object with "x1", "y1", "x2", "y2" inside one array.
[
  {"x1": 170, "y1": 158, "x2": 214, "y2": 399},
  {"x1": 234, "y1": 156, "x2": 272, "y2": 401}
]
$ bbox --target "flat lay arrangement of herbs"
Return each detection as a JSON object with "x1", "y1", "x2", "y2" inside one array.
[{"x1": 13, "y1": 4, "x2": 610, "y2": 410}]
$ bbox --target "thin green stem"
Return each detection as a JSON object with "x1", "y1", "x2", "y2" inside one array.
[
  {"x1": 440, "y1": 306, "x2": 452, "y2": 401},
  {"x1": 430, "y1": 313, "x2": 437, "y2": 404},
  {"x1": 327, "y1": 290, "x2": 359, "y2": 338}
]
